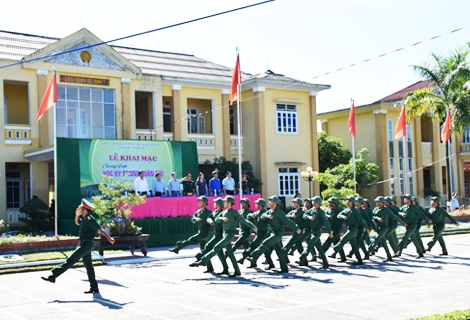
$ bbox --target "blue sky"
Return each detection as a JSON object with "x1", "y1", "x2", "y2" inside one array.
[{"x1": 1, "y1": 0, "x2": 469, "y2": 113}]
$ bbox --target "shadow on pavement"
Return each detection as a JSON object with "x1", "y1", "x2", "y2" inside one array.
[
  {"x1": 50, "y1": 293, "x2": 133, "y2": 309},
  {"x1": 182, "y1": 275, "x2": 287, "y2": 289}
]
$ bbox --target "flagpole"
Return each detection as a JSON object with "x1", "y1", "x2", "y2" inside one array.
[
  {"x1": 52, "y1": 68, "x2": 58, "y2": 236},
  {"x1": 351, "y1": 99, "x2": 356, "y2": 193},
  {"x1": 236, "y1": 48, "x2": 243, "y2": 201},
  {"x1": 446, "y1": 108, "x2": 454, "y2": 202}
]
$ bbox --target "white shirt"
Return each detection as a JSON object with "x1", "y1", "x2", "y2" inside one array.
[
  {"x1": 222, "y1": 177, "x2": 235, "y2": 191},
  {"x1": 451, "y1": 197, "x2": 460, "y2": 211},
  {"x1": 134, "y1": 177, "x2": 149, "y2": 193}
]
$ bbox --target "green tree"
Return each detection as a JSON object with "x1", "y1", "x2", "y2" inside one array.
[
  {"x1": 19, "y1": 196, "x2": 52, "y2": 234},
  {"x1": 203, "y1": 157, "x2": 262, "y2": 193},
  {"x1": 404, "y1": 45, "x2": 470, "y2": 196},
  {"x1": 317, "y1": 132, "x2": 352, "y2": 172},
  {"x1": 315, "y1": 148, "x2": 379, "y2": 197}
]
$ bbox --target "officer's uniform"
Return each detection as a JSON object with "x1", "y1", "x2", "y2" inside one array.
[{"x1": 426, "y1": 196, "x2": 458, "y2": 255}]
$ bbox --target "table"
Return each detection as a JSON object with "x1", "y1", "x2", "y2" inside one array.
[{"x1": 130, "y1": 194, "x2": 262, "y2": 219}]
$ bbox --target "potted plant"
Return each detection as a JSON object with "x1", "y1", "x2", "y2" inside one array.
[{"x1": 91, "y1": 175, "x2": 149, "y2": 256}]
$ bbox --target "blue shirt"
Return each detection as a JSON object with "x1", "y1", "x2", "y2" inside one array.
[
  {"x1": 209, "y1": 178, "x2": 222, "y2": 195},
  {"x1": 152, "y1": 179, "x2": 166, "y2": 194},
  {"x1": 168, "y1": 178, "x2": 181, "y2": 193}
]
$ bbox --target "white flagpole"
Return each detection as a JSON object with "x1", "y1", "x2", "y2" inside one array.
[
  {"x1": 236, "y1": 48, "x2": 243, "y2": 201},
  {"x1": 351, "y1": 99, "x2": 356, "y2": 193},
  {"x1": 402, "y1": 105, "x2": 408, "y2": 195},
  {"x1": 52, "y1": 68, "x2": 58, "y2": 236}
]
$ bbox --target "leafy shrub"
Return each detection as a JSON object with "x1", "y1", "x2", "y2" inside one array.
[{"x1": 19, "y1": 197, "x2": 53, "y2": 235}]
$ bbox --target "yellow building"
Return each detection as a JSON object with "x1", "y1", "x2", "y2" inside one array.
[
  {"x1": 0, "y1": 28, "x2": 330, "y2": 225},
  {"x1": 318, "y1": 81, "x2": 467, "y2": 207}
]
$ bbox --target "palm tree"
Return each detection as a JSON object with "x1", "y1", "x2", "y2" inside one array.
[{"x1": 404, "y1": 45, "x2": 470, "y2": 198}]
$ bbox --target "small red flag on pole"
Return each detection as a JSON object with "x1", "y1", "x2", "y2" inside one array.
[
  {"x1": 394, "y1": 105, "x2": 407, "y2": 140},
  {"x1": 36, "y1": 71, "x2": 57, "y2": 121},
  {"x1": 441, "y1": 110, "x2": 452, "y2": 142},
  {"x1": 230, "y1": 54, "x2": 241, "y2": 105},
  {"x1": 347, "y1": 101, "x2": 356, "y2": 139}
]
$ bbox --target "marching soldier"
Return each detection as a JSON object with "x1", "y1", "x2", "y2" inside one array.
[
  {"x1": 426, "y1": 196, "x2": 459, "y2": 255},
  {"x1": 282, "y1": 198, "x2": 306, "y2": 261},
  {"x1": 41, "y1": 199, "x2": 115, "y2": 294},
  {"x1": 246, "y1": 196, "x2": 301, "y2": 273},
  {"x1": 347, "y1": 197, "x2": 374, "y2": 260},
  {"x1": 362, "y1": 199, "x2": 374, "y2": 246},
  {"x1": 397, "y1": 194, "x2": 426, "y2": 258},
  {"x1": 232, "y1": 198, "x2": 254, "y2": 252},
  {"x1": 189, "y1": 196, "x2": 257, "y2": 277},
  {"x1": 288, "y1": 198, "x2": 314, "y2": 258},
  {"x1": 332, "y1": 196, "x2": 368, "y2": 265},
  {"x1": 323, "y1": 197, "x2": 347, "y2": 262},
  {"x1": 412, "y1": 195, "x2": 430, "y2": 254},
  {"x1": 296, "y1": 196, "x2": 333, "y2": 268},
  {"x1": 384, "y1": 196, "x2": 402, "y2": 256}
]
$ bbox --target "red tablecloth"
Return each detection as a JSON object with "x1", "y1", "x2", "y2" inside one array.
[{"x1": 130, "y1": 194, "x2": 262, "y2": 219}]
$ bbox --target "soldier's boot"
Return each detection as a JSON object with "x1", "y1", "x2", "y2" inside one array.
[
  {"x1": 247, "y1": 257, "x2": 257, "y2": 268},
  {"x1": 309, "y1": 256, "x2": 317, "y2": 262},
  {"x1": 328, "y1": 252, "x2": 337, "y2": 259},
  {"x1": 416, "y1": 253, "x2": 424, "y2": 259},
  {"x1": 237, "y1": 258, "x2": 245, "y2": 264},
  {"x1": 346, "y1": 251, "x2": 354, "y2": 258},
  {"x1": 363, "y1": 252, "x2": 370, "y2": 260},
  {"x1": 168, "y1": 247, "x2": 179, "y2": 254},
  {"x1": 217, "y1": 270, "x2": 229, "y2": 275},
  {"x1": 265, "y1": 264, "x2": 275, "y2": 270}
]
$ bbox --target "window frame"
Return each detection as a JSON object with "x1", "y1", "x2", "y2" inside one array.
[
  {"x1": 277, "y1": 166, "x2": 300, "y2": 197},
  {"x1": 276, "y1": 104, "x2": 298, "y2": 135}
]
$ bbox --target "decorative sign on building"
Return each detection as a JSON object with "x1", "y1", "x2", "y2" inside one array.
[{"x1": 59, "y1": 75, "x2": 109, "y2": 86}]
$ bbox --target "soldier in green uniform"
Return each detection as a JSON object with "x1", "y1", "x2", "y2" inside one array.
[
  {"x1": 232, "y1": 198, "x2": 254, "y2": 251},
  {"x1": 287, "y1": 198, "x2": 313, "y2": 258},
  {"x1": 332, "y1": 196, "x2": 368, "y2": 265},
  {"x1": 282, "y1": 198, "x2": 305, "y2": 261},
  {"x1": 426, "y1": 196, "x2": 459, "y2": 255},
  {"x1": 246, "y1": 195, "x2": 301, "y2": 273},
  {"x1": 362, "y1": 199, "x2": 374, "y2": 246},
  {"x1": 368, "y1": 196, "x2": 402, "y2": 262},
  {"x1": 194, "y1": 198, "x2": 229, "y2": 274},
  {"x1": 347, "y1": 197, "x2": 374, "y2": 260},
  {"x1": 180, "y1": 172, "x2": 196, "y2": 196},
  {"x1": 296, "y1": 196, "x2": 333, "y2": 268},
  {"x1": 411, "y1": 195, "x2": 430, "y2": 254},
  {"x1": 383, "y1": 196, "x2": 402, "y2": 256},
  {"x1": 239, "y1": 173, "x2": 250, "y2": 194},
  {"x1": 41, "y1": 199, "x2": 115, "y2": 294},
  {"x1": 323, "y1": 197, "x2": 347, "y2": 262},
  {"x1": 168, "y1": 196, "x2": 214, "y2": 271},
  {"x1": 190, "y1": 196, "x2": 257, "y2": 277},
  {"x1": 237, "y1": 198, "x2": 270, "y2": 265},
  {"x1": 397, "y1": 194, "x2": 428, "y2": 258}
]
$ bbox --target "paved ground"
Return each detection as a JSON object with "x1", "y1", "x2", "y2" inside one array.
[{"x1": 1, "y1": 233, "x2": 470, "y2": 320}]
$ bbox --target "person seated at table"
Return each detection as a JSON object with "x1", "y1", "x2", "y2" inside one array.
[
  {"x1": 196, "y1": 172, "x2": 208, "y2": 196},
  {"x1": 152, "y1": 172, "x2": 166, "y2": 197},
  {"x1": 209, "y1": 170, "x2": 222, "y2": 196},
  {"x1": 168, "y1": 172, "x2": 181, "y2": 197},
  {"x1": 134, "y1": 170, "x2": 149, "y2": 196},
  {"x1": 180, "y1": 172, "x2": 196, "y2": 196}
]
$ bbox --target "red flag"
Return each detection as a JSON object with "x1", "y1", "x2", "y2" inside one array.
[
  {"x1": 394, "y1": 105, "x2": 407, "y2": 140},
  {"x1": 230, "y1": 54, "x2": 241, "y2": 105},
  {"x1": 441, "y1": 110, "x2": 452, "y2": 142},
  {"x1": 347, "y1": 101, "x2": 356, "y2": 139},
  {"x1": 36, "y1": 72, "x2": 57, "y2": 121}
]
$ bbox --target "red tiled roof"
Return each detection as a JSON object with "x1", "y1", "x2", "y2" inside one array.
[{"x1": 375, "y1": 80, "x2": 431, "y2": 103}]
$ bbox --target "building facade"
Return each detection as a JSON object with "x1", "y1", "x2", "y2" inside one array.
[
  {"x1": 0, "y1": 28, "x2": 330, "y2": 225},
  {"x1": 318, "y1": 81, "x2": 467, "y2": 207}
]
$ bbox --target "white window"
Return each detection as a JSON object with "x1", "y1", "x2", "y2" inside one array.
[
  {"x1": 408, "y1": 158, "x2": 414, "y2": 195},
  {"x1": 389, "y1": 158, "x2": 395, "y2": 196},
  {"x1": 388, "y1": 120, "x2": 393, "y2": 141},
  {"x1": 276, "y1": 104, "x2": 297, "y2": 134},
  {"x1": 56, "y1": 86, "x2": 115, "y2": 139},
  {"x1": 187, "y1": 108, "x2": 206, "y2": 133},
  {"x1": 278, "y1": 167, "x2": 299, "y2": 197}
]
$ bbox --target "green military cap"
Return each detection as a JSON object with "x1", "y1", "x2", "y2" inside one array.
[
  {"x1": 223, "y1": 195, "x2": 235, "y2": 204},
  {"x1": 374, "y1": 196, "x2": 386, "y2": 203},
  {"x1": 255, "y1": 198, "x2": 266, "y2": 207},
  {"x1": 304, "y1": 198, "x2": 312, "y2": 203},
  {"x1": 81, "y1": 198, "x2": 95, "y2": 210},
  {"x1": 390, "y1": 195, "x2": 396, "y2": 202},
  {"x1": 355, "y1": 197, "x2": 364, "y2": 204},
  {"x1": 292, "y1": 198, "x2": 304, "y2": 205},
  {"x1": 345, "y1": 196, "x2": 356, "y2": 202},
  {"x1": 384, "y1": 196, "x2": 393, "y2": 203},
  {"x1": 214, "y1": 198, "x2": 224, "y2": 207},
  {"x1": 411, "y1": 195, "x2": 418, "y2": 202},
  {"x1": 430, "y1": 196, "x2": 440, "y2": 204},
  {"x1": 197, "y1": 195, "x2": 208, "y2": 204},
  {"x1": 327, "y1": 197, "x2": 340, "y2": 205},
  {"x1": 268, "y1": 195, "x2": 282, "y2": 206},
  {"x1": 240, "y1": 197, "x2": 250, "y2": 205},
  {"x1": 311, "y1": 196, "x2": 322, "y2": 206},
  {"x1": 363, "y1": 198, "x2": 371, "y2": 206},
  {"x1": 403, "y1": 194, "x2": 413, "y2": 200}
]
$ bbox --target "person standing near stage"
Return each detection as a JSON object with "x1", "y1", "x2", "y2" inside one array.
[
  {"x1": 222, "y1": 171, "x2": 236, "y2": 195},
  {"x1": 247, "y1": 195, "x2": 301, "y2": 273},
  {"x1": 195, "y1": 172, "x2": 208, "y2": 196},
  {"x1": 190, "y1": 196, "x2": 257, "y2": 277},
  {"x1": 332, "y1": 196, "x2": 368, "y2": 265},
  {"x1": 134, "y1": 170, "x2": 149, "y2": 195},
  {"x1": 152, "y1": 172, "x2": 166, "y2": 197},
  {"x1": 41, "y1": 199, "x2": 115, "y2": 293},
  {"x1": 232, "y1": 198, "x2": 254, "y2": 251},
  {"x1": 168, "y1": 196, "x2": 213, "y2": 274},
  {"x1": 426, "y1": 196, "x2": 459, "y2": 255},
  {"x1": 209, "y1": 171, "x2": 222, "y2": 196},
  {"x1": 451, "y1": 192, "x2": 460, "y2": 212},
  {"x1": 180, "y1": 172, "x2": 195, "y2": 196},
  {"x1": 168, "y1": 172, "x2": 181, "y2": 196},
  {"x1": 296, "y1": 196, "x2": 333, "y2": 268},
  {"x1": 323, "y1": 197, "x2": 347, "y2": 262},
  {"x1": 239, "y1": 173, "x2": 250, "y2": 194}
]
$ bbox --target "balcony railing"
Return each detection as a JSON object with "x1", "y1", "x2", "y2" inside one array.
[
  {"x1": 230, "y1": 135, "x2": 243, "y2": 149},
  {"x1": 4, "y1": 125, "x2": 32, "y2": 145},
  {"x1": 188, "y1": 134, "x2": 215, "y2": 149},
  {"x1": 163, "y1": 133, "x2": 173, "y2": 141},
  {"x1": 136, "y1": 129, "x2": 156, "y2": 141}
]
